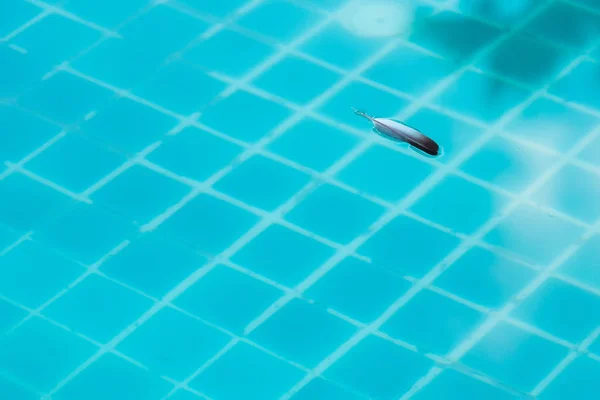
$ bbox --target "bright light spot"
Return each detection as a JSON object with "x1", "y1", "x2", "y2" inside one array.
[{"x1": 337, "y1": 0, "x2": 415, "y2": 38}]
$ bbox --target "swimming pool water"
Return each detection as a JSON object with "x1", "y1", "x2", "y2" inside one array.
[{"x1": 1, "y1": 0, "x2": 600, "y2": 399}]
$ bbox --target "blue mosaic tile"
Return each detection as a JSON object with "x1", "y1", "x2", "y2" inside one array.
[
  {"x1": 557, "y1": 234, "x2": 600, "y2": 290},
  {"x1": 0, "y1": 224, "x2": 18, "y2": 250},
  {"x1": 91, "y1": 165, "x2": 190, "y2": 224},
  {"x1": 0, "y1": 0, "x2": 40, "y2": 38},
  {"x1": 458, "y1": 0, "x2": 541, "y2": 26},
  {"x1": 540, "y1": 356, "x2": 600, "y2": 400},
  {"x1": 433, "y1": 70, "x2": 531, "y2": 123},
  {"x1": 336, "y1": 143, "x2": 434, "y2": 202},
  {"x1": 25, "y1": 133, "x2": 125, "y2": 193},
  {"x1": 12, "y1": 14, "x2": 101, "y2": 70},
  {"x1": 19, "y1": 72, "x2": 113, "y2": 125},
  {"x1": 0, "y1": 317, "x2": 96, "y2": 392},
  {"x1": 577, "y1": 134, "x2": 600, "y2": 166},
  {"x1": 82, "y1": 97, "x2": 177, "y2": 153},
  {"x1": 461, "y1": 321, "x2": 569, "y2": 393},
  {"x1": 117, "y1": 307, "x2": 230, "y2": 380},
  {"x1": 306, "y1": 257, "x2": 411, "y2": 323},
  {"x1": 63, "y1": 0, "x2": 149, "y2": 28},
  {"x1": 285, "y1": 183, "x2": 385, "y2": 244},
  {"x1": 483, "y1": 204, "x2": 585, "y2": 265},
  {"x1": 53, "y1": 353, "x2": 173, "y2": 400},
  {"x1": 505, "y1": 97, "x2": 599, "y2": 152},
  {"x1": 99, "y1": 230, "x2": 207, "y2": 298},
  {"x1": 169, "y1": 389, "x2": 203, "y2": 400},
  {"x1": 0, "y1": 298, "x2": 26, "y2": 334},
  {"x1": 190, "y1": 341, "x2": 305, "y2": 400},
  {"x1": 231, "y1": 223, "x2": 334, "y2": 286},
  {"x1": 159, "y1": 193, "x2": 259, "y2": 255},
  {"x1": 434, "y1": 246, "x2": 536, "y2": 310},
  {"x1": 532, "y1": 163, "x2": 600, "y2": 223},
  {"x1": 0, "y1": 240, "x2": 83, "y2": 309},
  {"x1": 43, "y1": 274, "x2": 152, "y2": 343},
  {"x1": 459, "y1": 135, "x2": 558, "y2": 193},
  {"x1": 410, "y1": 174, "x2": 509, "y2": 234},
  {"x1": 290, "y1": 377, "x2": 365, "y2": 400},
  {"x1": 200, "y1": 90, "x2": 292, "y2": 143},
  {"x1": 382, "y1": 289, "x2": 486, "y2": 355},
  {"x1": 252, "y1": 55, "x2": 341, "y2": 105},
  {"x1": 173, "y1": 264, "x2": 283, "y2": 334},
  {"x1": 363, "y1": 44, "x2": 455, "y2": 96},
  {"x1": 184, "y1": 29, "x2": 277, "y2": 78},
  {"x1": 0, "y1": 375, "x2": 38, "y2": 400},
  {"x1": 35, "y1": 203, "x2": 136, "y2": 265},
  {"x1": 325, "y1": 334, "x2": 433, "y2": 399},
  {"x1": 511, "y1": 277, "x2": 600, "y2": 344},
  {"x1": 550, "y1": 60, "x2": 600, "y2": 111},
  {"x1": 214, "y1": 154, "x2": 310, "y2": 211},
  {"x1": 359, "y1": 215, "x2": 460, "y2": 278},
  {"x1": 0, "y1": 45, "x2": 46, "y2": 99},
  {"x1": 237, "y1": 0, "x2": 323, "y2": 42},
  {"x1": 267, "y1": 117, "x2": 359, "y2": 172},
  {"x1": 178, "y1": 0, "x2": 248, "y2": 17}
]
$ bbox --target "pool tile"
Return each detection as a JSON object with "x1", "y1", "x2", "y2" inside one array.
[
  {"x1": 250, "y1": 298, "x2": 355, "y2": 367},
  {"x1": 82, "y1": 97, "x2": 177, "y2": 153},
  {"x1": 540, "y1": 356, "x2": 600, "y2": 400},
  {"x1": 190, "y1": 341, "x2": 304, "y2": 400},
  {"x1": 459, "y1": 135, "x2": 558, "y2": 193},
  {"x1": 325, "y1": 334, "x2": 433, "y2": 399},
  {"x1": 0, "y1": 240, "x2": 83, "y2": 308},
  {"x1": 461, "y1": 322, "x2": 570, "y2": 393},
  {"x1": 318, "y1": 80, "x2": 410, "y2": 130},
  {"x1": 558, "y1": 234, "x2": 600, "y2": 290},
  {"x1": 434, "y1": 247, "x2": 536, "y2": 310},
  {"x1": 133, "y1": 62, "x2": 226, "y2": 115},
  {"x1": 19, "y1": 72, "x2": 113, "y2": 125},
  {"x1": 483, "y1": 204, "x2": 584, "y2": 265},
  {"x1": 268, "y1": 117, "x2": 359, "y2": 172},
  {"x1": 286, "y1": 183, "x2": 385, "y2": 244},
  {"x1": 413, "y1": 368, "x2": 519, "y2": 400},
  {"x1": 200, "y1": 90, "x2": 292, "y2": 143},
  {"x1": 532, "y1": 164, "x2": 600, "y2": 223},
  {"x1": 408, "y1": 11, "x2": 503, "y2": 62},
  {"x1": 118, "y1": 307, "x2": 230, "y2": 380},
  {"x1": 382, "y1": 289, "x2": 486, "y2": 355},
  {"x1": 359, "y1": 215, "x2": 460, "y2": 278},
  {"x1": 43, "y1": 274, "x2": 152, "y2": 343},
  {"x1": 364, "y1": 44, "x2": 454, "y2": 96},
  {"x1": 184, "y1": 29, "x2": 276, "y2": 78},
  {"x1": 306, "y1": 257, "x2": 411, "y2": 323},
  {"x1": 550, "y1": 60, "x2": 600, "y2": 111},
  {"x1": 178, "y1": 0, "x2": 248, "y2": 17},
  {"x1": 300, "y1": 24, "x2": 387, "y2": 70},
  {"x1": 253, "y1": 55, "x2": 341, "y2": 105},
  {"x1": 238, "y1": 1, "x2": 322, "y2": 42},
  {"x1": 159, "y1": 193, "x2": 259, "y2": 255},
  {"x1": 174, "y1": 264, "x2": 283, "y2": 334},
  {"x1": 301, "y1": 0, "x2": 346, "y2": 11},
  {"x1": 12, "y1": 14, "x2": 101, "y2": 70},
  {"x1": 148, "y1": 127, "x2": 242, "y2": 182},
  {"x1": 478, "y1": 34, "x2": 573, "y2": 87},
  {"x1": 505, "y1": 97, "x2": 599, "y2": 152},
  {"x1": 410, "y1": 174, "x2": 509, "y2": 234},
  {"x1": 26, "y1": 134, "x2": 125, "y2": 193},
  {"x1": 0, "y1": 173, "x2": 73, "y2": 233},
  {"x1": 100, "y1": 231, "x2": 207, "y2": 298},
  {"x1": 290, "y1": 377, "x2": 365, "y2": 400},
  {"x1": 0, "y1": 105, "x2": 61, "y2": 163},
  {"x1": 0, "y1": 299, "x2": 26, "y2": 334},
  {"x1": 216, "y1": 155, "x2": 310, "y2": 211},
  {"x1": 91, "y1": 165, "x2": 190, "y2": 224},
  {"x1": 458, "y1": 0, "x2": 540, "y2": 26},
  {"x1": 35, "y1": 203, "x2": 135, "y2": 265},
  {"x1": 169, "y1": 390, "x2": 203, "y2": 400},
  {"x1": 0, "y1": 0, "x2": 40, "y2": 37},
  {"x1": 511, "y1": 277, "x2": 600, "y2": 344},
  {"x1": 0, "y1": 45, "x2": 46, "y2": 99},
  {"x1": 63, "y1": 0, "x2": 148, "y2": 28},
  {"x1": 54, "y1": 353, "x2": 173, "y2": 400},
  {"x1": 524, "y1": 2, "x2": 600, "y2": 51},
  {"x1": 433, "y1": 70, "x2": 531, "y2": 123},
  {"x1": 232, "y1": 223, "x2": 334, "y2": 286},
  {"x1": 0, "y1": 375, "x2": 37, "y2": 400},
  {"x1": 577, "y1": 135, "x2": 600, "y2": 166},
  {"x1": 0, "y1": 224, "x2": 17, "y2": 250},
  {"x1": 0, "y1": 317, "x2": 96, "y2": 392}
]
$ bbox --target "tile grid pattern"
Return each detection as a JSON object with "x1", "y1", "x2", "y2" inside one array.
[{"x1": 1, "y1": 0, "x2": 600, "y2": 399}]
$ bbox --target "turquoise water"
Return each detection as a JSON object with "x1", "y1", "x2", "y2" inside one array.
[{"x1": 1, "y1": 0, "x2": 600, "y2": 399}]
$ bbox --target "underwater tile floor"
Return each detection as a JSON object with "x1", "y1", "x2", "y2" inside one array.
[{"x1": 1, "y1": 0, "x2": 600, "y2": 399}]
